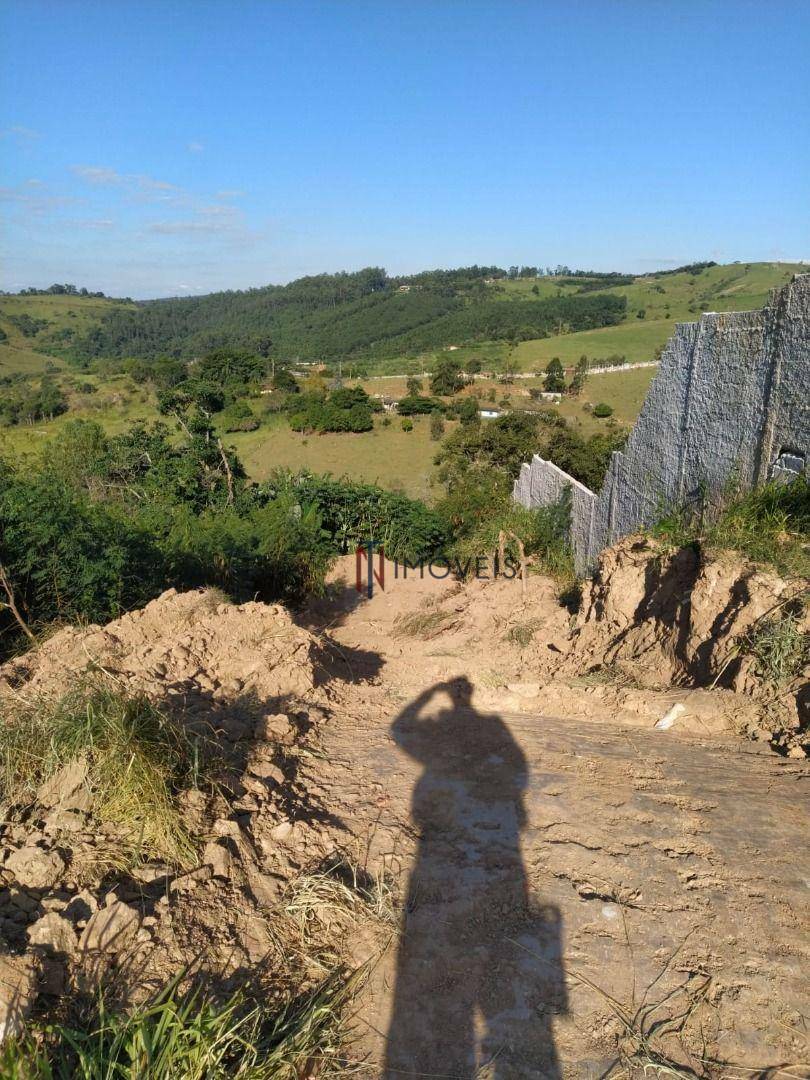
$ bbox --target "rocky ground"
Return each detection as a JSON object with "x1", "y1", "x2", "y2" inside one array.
[{"x1": 0, "y1": 538, "x2": 808, "y2": 1076}]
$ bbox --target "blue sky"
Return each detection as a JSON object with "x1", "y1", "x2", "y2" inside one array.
[{"x1": 2, "y1": 1, "x2": 808, "y2": 298}]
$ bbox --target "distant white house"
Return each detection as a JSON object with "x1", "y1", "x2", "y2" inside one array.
[{"x1": 479, "y1": 408, "x2": 504, "y2": 419}]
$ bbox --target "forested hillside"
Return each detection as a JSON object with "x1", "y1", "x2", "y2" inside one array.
[
  {"x1": 63, "y1": 267, "x2": 626, "y2": 364},
  {"x1": 2, "y1": 261, "x2": 803, "y2": 373}
]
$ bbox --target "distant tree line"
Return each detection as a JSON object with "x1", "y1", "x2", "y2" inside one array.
[
  {"x1": 0, "y1": 284, "x2": 124, "y2": 299},
  {"x1": 646, "y1": 261, "x2": 717, "y2": 278}
]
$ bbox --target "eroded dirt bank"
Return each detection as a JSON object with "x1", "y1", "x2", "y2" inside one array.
[{"x1": 1, "y1": 538, "x2": 808, "y2": 1076}]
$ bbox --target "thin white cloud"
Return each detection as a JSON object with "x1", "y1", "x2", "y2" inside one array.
[
  {"x1": 71, "y1": 218, "x2": 116, "y2": 230},
  {"x1": 0, "y1": 125, "x2": 41, "y2": 141},
  {"x1": 0, "y1": 182, "x2": 78, "y2": 214},
  {"x1": 215, "y1": 189, "x2": 245, "y2": 200},
  {"x1": 148, "y1": 220, "x2": 234, "y2": 235},
  {"x1": 71, "y1": 165, "x2": 179, "y2": 197},
  {"x1": 187, "y1": 141, "x2": 204, "y2": 153},
  {"x1": 71, "y1": 165, "x2": 123, "y2": 185}
]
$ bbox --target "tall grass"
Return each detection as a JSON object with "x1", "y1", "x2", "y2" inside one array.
[
  {"x1": 652, "y1": 478, "x2": 810, "y2": 579},
  {"x1": 450, "y1": 499, "x2": 575, "y2": 583},
  {"x1": 0, "y1": 968, "x2": 363, "y2": 1079},
  {"x1": 0, "y1": 682, "x2": 202, "y2": 867}
]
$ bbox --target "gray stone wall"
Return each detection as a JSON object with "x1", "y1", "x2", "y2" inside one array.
[{"x1": 514, "y1": 273, "x2": 810, "y2": 574}]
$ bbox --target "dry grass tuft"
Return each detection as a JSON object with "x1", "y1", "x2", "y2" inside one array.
[
  {"x1": 393, "y1": 608, "x2": 459, "y2": 639},
  {"x1": 0, "y1": 680, "x2": 203, "y2": 867}
]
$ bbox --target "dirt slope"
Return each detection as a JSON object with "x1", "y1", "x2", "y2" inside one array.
[{"x1": 1, "y1": 543, "x2": 808, "y2": 1075}]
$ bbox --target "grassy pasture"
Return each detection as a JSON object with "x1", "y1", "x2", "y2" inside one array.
[
  {"x1": 0, "y1": 342, "x2": 64, "y2": 375},
  {"x1": 226, "y1": 413, "x2": 445, "y2": 501},
  {"x1": 0, "y1": 293, "x2": 129, "y2": 372}
]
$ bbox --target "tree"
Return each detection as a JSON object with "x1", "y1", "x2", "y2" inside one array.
[
  {"x1": 429, "y1": 411, "x2": 445, "y2": 441},
  {"x1": 457, "y1": 396, "x2": 480, "y2": 426},
  {"x1": 272, "y1": 367, "x2": 300, "y2": 394},
  {"x1": 406, "y1": 375, "x2": 423, "y2": 396},
  {"x1": 465, "y1": 359, "x2": 482, "y2": 375},
  {"x1": 544, "y1": 358, "x2": 566, "y2": 394},
  {"x1": 569, "y1": 355, "x2": 589, "y2": 396},
  {"x1": 430, "y1": 357, "x2": 465, "y2": 396}
]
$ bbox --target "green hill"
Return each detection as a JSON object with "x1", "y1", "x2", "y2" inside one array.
[
  {"x1": 0, "y1": 293, "x2": 133, "y2": 375},
  {"x1": 0, "y1": 261, "x2": 804, "y2": 376}
]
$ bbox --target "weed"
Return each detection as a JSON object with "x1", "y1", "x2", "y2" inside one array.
[
  {"x1": 281, "y1": 853, "x2": 396, "y2": 976},
  {"x1": 653, "y1": 478, "x2": 810, "y2": 579},
  {"x1": 0, "y1": 681, "x2": 204, "y2": 867},
  {"x1": 393, "y1": 609, "x2": 459, "y2": 639},
  {"x1": 740, "y1": 608, "x2": 809, "y2": 687},
  {"x1": 0, "y1": 966, "x2": 364, "y2": 1079},
  {"x1": 505, "y1": 620, "x2": 543, "y2": 648},
  {"x1": 569, "y1": 664, "x2": 643, "y2": 690}
]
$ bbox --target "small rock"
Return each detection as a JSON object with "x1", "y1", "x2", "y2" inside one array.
[
  {"x1": 5, "y1": 847, "x2": 65, "y2": 890},
  {"x1": 213, "y1": 818, "x2": 241, "y2": 838},
  {"x1": 64, "y1": 890, "x2": 98, "y2": 924},
  {"x1": 254, "y1": 714, "x2": 295, "y2": 744},
  {"x1": 655, "y1": 703, "x2": 686, "y2": 730},
  {"x1": 0, "y1": 954, "x2": 36, "y2": 1042},
  {"x1": 248, "y1": 760, "x2": 285, "y2": 785},
  {"x1": 36, "y1": 759, "x2": 89, "y2": 810},
  {"x1": 27, "y1": 911, "x2": 77, "y2": 955},
  {"x1": 43, "y1": 808, "x2": 87, "y2": 835},
  {"x1": 202, "y1": 840, "x2": 233, "y2": 880},
  {"x1": 787, "y1": 745, "x2": 807, "y2": 759},
  {"x1": 169, "y1": 866, "x2": 212, "y2": 895},
  {"x1": 270, "y1": 821, "x2": 293, "y2": 842},
  {"x1": 79, "y1": 901, "x2": 140, "y2": 954}
]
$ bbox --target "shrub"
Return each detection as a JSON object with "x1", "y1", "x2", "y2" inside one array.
[
  {"x1": 275, "y1": 472, "x2": 449, "y2": 563},
  {"x1": 219, "y1": 400, "x2": 259, "y2": 432},
  {"x1": 401, "y1": 418, "x2": 414, "y2": 432},
  {"x1": 397, "y1": 394, "x2": 443, "y2": 416},
  {"x1": 592, "y1": 402, "x2": 614, "y2": 418}
]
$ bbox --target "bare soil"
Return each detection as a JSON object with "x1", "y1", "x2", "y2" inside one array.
[{"x1": 1, "y1": 540, "x2": 808, "y2": 1076}]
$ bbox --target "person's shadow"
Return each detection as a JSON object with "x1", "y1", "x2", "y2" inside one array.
[{"x1": 384, "y1": 677, "x2": 567, "y2": 1078}]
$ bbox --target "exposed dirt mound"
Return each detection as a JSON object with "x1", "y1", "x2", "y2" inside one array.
[
  {"x1": 564, "y1": 536, "x2": 809, "y2": 754},
  {"x1": 0, "y1": 589, "x2": 385, "y2": 1059},
  {"x1": 1, "y1": 587, "x2": 315, "y2": 708}
]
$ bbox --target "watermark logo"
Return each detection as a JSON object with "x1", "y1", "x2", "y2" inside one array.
[
  {"x1": 355, "y1": 540, "x2": 386, "y2": 597},
  {"x1": 355, "y1": 540, "x2": 521, "y2": 597}
]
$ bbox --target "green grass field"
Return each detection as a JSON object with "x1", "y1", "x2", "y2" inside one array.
[
  {"x1": 514, "y1": 320, "x2": 673, "y2": 369},
  {"x1": 0, "y1": 342, "x2": 64, "y2": 375},
  {"x1": 226, "y1": 413, "x2": 444, "y2": 500}
]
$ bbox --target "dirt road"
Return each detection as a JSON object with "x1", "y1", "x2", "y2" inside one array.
[
  {"x1": 318, "y1": 690, "x2": 808, "y2": 1077},
  {"x1": 304, "y1": 558, "x2": 810, "y2": 1077}
]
